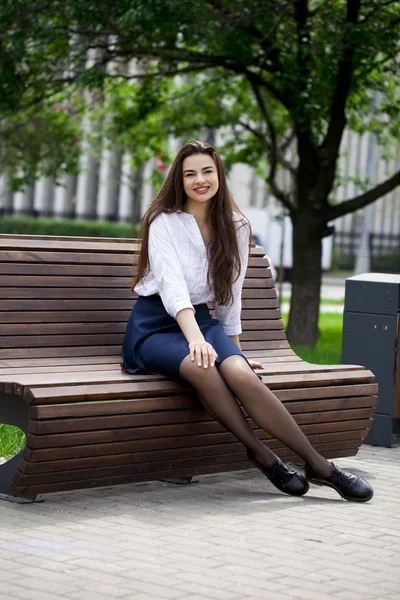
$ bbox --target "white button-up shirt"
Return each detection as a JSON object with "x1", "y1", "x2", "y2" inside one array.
[{"x1": 134, "y1": 210, "x2": 251, "y2": 335}]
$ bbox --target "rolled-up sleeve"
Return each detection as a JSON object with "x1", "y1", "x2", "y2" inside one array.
[
  {"x1": 148, "y1": 215, "x2": 195, "y2": 319},
  {"x1": 214, "y1": 219, "x2": 251, "y2": 335}
]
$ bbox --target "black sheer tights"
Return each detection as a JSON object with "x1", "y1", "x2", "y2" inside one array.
[{"x1": 179, "y1": 354, "x2": 333, "y2": 477}]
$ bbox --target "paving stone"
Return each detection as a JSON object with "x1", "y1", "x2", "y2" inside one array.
[{"x1": 0, "y1": 446, "x2": 398, "y2": 600}]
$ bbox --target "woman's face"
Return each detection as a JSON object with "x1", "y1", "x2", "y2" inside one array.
[{"x1": 182, "y1": 153, "x2": 219, "y2": 205}]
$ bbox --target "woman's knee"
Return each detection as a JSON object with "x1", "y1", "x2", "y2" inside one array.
[
  {"x1": 218, "y1": 355, "x2": 258, "y2": 388},
  {"x1": 179, "y1": 353, "x2": 222, "y2": 388}
]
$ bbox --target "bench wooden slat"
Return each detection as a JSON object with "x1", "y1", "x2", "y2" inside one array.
[
  {"x1": 0, "y1": 345, "x2": 122, "y2": 360},
  {"x1": 29, "y1": 399, "x2": 376, "y2": 435},
  {"x1": 2, "y1": 360, "x2": 365, "y2": 383},
  {"x1": 26, "y1": 406, "x2": 374, "y2": 450},
  {"x1": 0, "y1": 232, "x2": 377, "y2": 500},
  {"x1": 0, "y1": 287, "x2": 275, "y2": 301},
  {"x1": 242, "y1": 349, "x2": 297, "y2": 358},
  {"x1": 19, "y1": 430, "x2": 365, "y2": 475},
  {"x1": 0, "y1": 250, "x2": 137, "y2": 265},
  {"x1": 5, "y1": 364, "x2": 122, "y2": 376},
  {"x1": 23, "y1": 420, "x2": 372, "y2": 464},
  {"x1": 0, "y1": 333, "x2": 124, "y2": 348},
  {"x1": 260, "y1": 370, "x2": 374, "y2": 388},
  {"x1": 0, "y1": 356, "x2": 298, "y2": 375},
  {"x1": 17, "y1": 443, "x2": 363, "y2": 490},
  {"x1": 0, "y1": 262, "x2": 273, "y2": 281},
  {"x1": 1, "y1": 366, "x2": 372, "y2": 390},
  {"x1": 28, "y1": 384, "x2": 378, "y2": 419},
  {"x1": 0, "y1": 299, "x2": 135, "y2": 310},
  {"x1": 0, "y1": 236, "x2": 263, "y2": 257},
  {"x1": 0, "y1": 338, "x2": 292, "y2": 362},
  {"x1": 7, "y1": 461, "x2": 253, "y2": 496},
  {"x1": 241, "y1": 340, "x2": 291, "y2": 350},
  {"x1": 13, "y1": 445, "x2": 361, "y2": 496},
  {"x1": 0, "y1": 311, "x2": 132, "y2": 324},
  {"x1": 6, "y1": 355, "x2": 355, "y2": 376},
  {"x1": 0, "y1": 310, "x2": 283, "y2": 325},
  {"x1": 0, "y1": 249, "x2": 270, "y2": 270},
  {"x1": 0, "y1": 318, "x2": 285, "y2": 336},
  {"x1": 23, "y1": 377, "x2": 377, "y2": 407},
  {"x1": 0, "y1": 275, "x2": 274, "y2": 290},
  {"x1": 0, "y1": 356, "x2": 126, "y2": 369},
  {"x1": 0, "y1": 238, "x2": 141, "y2": 252},
  {"x1": 0, "y1": 233, "x2": 138, "y2": 243},
  {"x1": 14, "y1": 439, "x2": 364, "y2": 488},
  {"x1": 11, "y1": 445, "x2": 361, "y2": 497},
  {"x1": 241, "y1": 331, "x2": 287, "y2": 341}
]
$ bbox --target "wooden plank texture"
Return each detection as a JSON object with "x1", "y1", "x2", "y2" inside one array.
[
  {"x1": 10, "y1": 445, "x2": 360, "y2": 496},
  {"x1": 0, "y1": 233, "x2": 378, "y2": 498},
  {"x1": 18, "y1": 430, "x2": 365, "y2": 475}
]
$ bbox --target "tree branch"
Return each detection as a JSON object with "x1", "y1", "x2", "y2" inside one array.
[
  {"x1": 277, "y1": 154, "x2": 297, "y2": 175},
  {"x1": 327, "y1": 169, "x2": 400, "y2": 221},
  {"x1": 247, "y1": 77, "x2": 295, "y2": 213},
  {"x1": 293, "y1": 0, "x2": 311, "y2": 93},
  {"x1": 237, "y1": 120, "x2": 296, "y2": 175},
  {"x1": 205, "y1": 0, "x2": 265, "y2": 41},
  {"x1": 237, "y1": 120, "x2": 267, "y2": 147},
  {"x1": 321, "y1": 0, "x2": 362, "y2": 155},
  {"x1": 279, "y1": 130, "x2": 295, "y2": 153},
  {"x1": 205, "y1": 0, "x2": 282, "y2": 71},
  {"x1": 106, "y1": 64, "x2": 213, "y2": 80},
  {"x1": 360, "y1": 0, "x2": 400, "y2": 25}
]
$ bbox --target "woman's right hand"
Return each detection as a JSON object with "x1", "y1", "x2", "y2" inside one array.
[{"x1": 188, "y1": 338, "x2": 218, "y2": 369}]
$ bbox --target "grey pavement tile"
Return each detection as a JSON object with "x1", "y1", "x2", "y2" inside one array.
[
  {"x1": 65, "y1": 558, "x2": 128, "y2": 574},
  {"x1": 68, "y1": 592, "x2": 132, "y2": 600},
  {"x1": 12, "y1": 592, "x2": 73, "y2": 600},
  {"x1": 174, "y1": 582, "x2": 244, "y2": 600},
  {"x1": 0, "y1": 582, "x2": 37, "y2": 597},
  {"x1": 72, "y1": 582, "x2": 138, "y2": 598},
  {"x1": 0, "y1": 446, "x2": 399, "y2": 600},
  {"x1": 9, "y1": 565, "x2": 77, "y2": 584},
  {"x1": 117, "y1": 570, "x2": 184, "y2": 589},
  {"x1": 10, "y1": 576, "x2": 80, "y2": 596}
]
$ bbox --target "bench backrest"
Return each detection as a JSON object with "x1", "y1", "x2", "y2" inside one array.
[{"x1": 0, "y1": 234, "x2": 291, "y2": 364}]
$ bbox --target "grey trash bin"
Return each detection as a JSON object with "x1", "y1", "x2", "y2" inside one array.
[{"x1": 342, "y1": 273, "x2": 400, "y2": 447}]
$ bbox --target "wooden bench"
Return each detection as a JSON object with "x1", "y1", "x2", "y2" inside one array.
[{"x1": 0, "y1": 233, "x2": 377, "y2": 502}]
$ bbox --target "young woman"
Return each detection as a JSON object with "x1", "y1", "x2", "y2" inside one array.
[{"x1": 122, "y1": 140, "x2": 373, "y2": 502}]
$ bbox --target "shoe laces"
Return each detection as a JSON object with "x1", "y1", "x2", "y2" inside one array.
[
  {"x1": 276, "y1": 461, "x2": 301, "y2": 483},
  {"x1": 332, "y1": 463, "x2": 354, "y2": 488}
]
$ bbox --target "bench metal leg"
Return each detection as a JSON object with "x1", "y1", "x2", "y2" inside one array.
[
  {"x1": 0, "y1": 451, "x2": 37, "y2": 503},
  {"x1": 161, "y1": 477, "x2": 196, "y2": 485},
  {"x1": 0, "y1": 393, "x2": 38, "y2": 503}
]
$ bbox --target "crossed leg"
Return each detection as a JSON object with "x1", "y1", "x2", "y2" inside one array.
[
  {"x1": 179, "y1": 353, "x2": 332, "y2": 476},
  {"x1": 179, "y1": 354, "x2": 278, "y2": 467}
]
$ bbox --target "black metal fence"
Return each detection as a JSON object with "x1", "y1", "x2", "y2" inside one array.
[{"x1": 333, "y1": 231, "x2": 400, "y2": 273}]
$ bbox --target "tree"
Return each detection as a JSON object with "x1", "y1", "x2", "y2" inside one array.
[
  {"x1": 1, "y1": 1, "x2": 400, "y2": 346},
  {"x1": 0, "y1": 2, "x2": 85, "y2": 187},
  {"x1": 0, "y1": 99, "x2": 81, "y2": 191}
]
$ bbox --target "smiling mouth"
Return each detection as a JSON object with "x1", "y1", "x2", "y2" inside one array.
[{"x1": 194, "y1": 187, "x2": 210, "y2": 192}]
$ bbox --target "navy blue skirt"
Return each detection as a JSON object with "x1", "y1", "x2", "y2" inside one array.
[{"x1": 122, "y1": 294, "x2": 261, "y2": 381}]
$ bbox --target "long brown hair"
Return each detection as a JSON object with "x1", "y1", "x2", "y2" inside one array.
[{"x1": 132, "y1": 140, "x2": 252, "y2": 306}]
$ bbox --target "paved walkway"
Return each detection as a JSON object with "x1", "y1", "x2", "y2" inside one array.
[{"x1": 1, "y1": 445, "x2": 399, "y2": 600}]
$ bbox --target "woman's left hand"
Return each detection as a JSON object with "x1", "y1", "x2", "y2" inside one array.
[{"x1": 248, "y1": 360, "x2": 264, "y2": 370}]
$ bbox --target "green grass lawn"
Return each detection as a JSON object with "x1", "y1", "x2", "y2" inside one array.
[
  {"x1": 0, "y1": 313, "x2": 343, "y2": 460},
  {"x1": 281, "y1": 312, "x2": 343, "y2": 365},
  {"x1": 0, "y1": 424, "x2": 26, "y2": 461},
  {"x1": 281, "y1": 296, "x2": 344, "y2": 305}
]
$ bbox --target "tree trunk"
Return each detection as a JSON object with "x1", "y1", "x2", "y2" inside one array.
[{"x1": 286, "y1": 212, "x2": 323, "y2": 348}]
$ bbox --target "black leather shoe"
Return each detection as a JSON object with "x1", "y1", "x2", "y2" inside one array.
[
  {"x1": 247, "y1": 449, "x2": 309, "y2": 496},
  {"x1": 304, "y1": 462, "x2": 374, "y2": 503}
]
